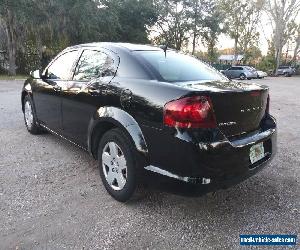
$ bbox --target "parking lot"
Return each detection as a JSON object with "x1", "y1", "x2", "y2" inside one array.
[{"x1": 0, "y1": 77, "x2": 299, "y2": 249}]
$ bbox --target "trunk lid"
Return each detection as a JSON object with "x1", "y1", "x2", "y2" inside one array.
[{"x1": 179, "y1": 80, "x2": 269, "y2": 137}]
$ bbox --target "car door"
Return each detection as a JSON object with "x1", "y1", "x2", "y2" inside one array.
[
  {"x1": 33, "y1": 50, "x2": 80, "y2": 131},
  {"x1": 226, "y1": 67, "x2": 234, "y2": 78},
  {"x1": 60, "y1": 49, "x2": 119, "y2": 147},
  {"x1": 234, "y1": 67, "x2": 242, "y2": 78}
]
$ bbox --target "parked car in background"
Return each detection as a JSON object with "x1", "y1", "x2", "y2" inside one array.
[
  {"x1": 221, "y1": 66, "x2": 258, "y2": 80},
  {"x1": 257, "y1": 70, "x2": 268, "y2": 79},
  {"x1": 277, "y1": 66, "x2": 295, "y2": 77},
  {"x1": 248, "y1": 67, "x2": 268, "y2": 79}
]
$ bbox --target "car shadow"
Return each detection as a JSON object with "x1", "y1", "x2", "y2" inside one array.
[
  {"x1": 41, "y1": 133, "x2": 286, "y2": 223},
  {"x1": 127, "y1": 170, "x2": 283, "y2": 220}
]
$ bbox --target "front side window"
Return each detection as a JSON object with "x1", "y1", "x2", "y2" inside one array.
[
  {"x1": 136, "y1": 50, "x2": 227, "y2": 82},
  {"x1": 46, "y1": 51, "x2": 79, "y2": 80},
  {"x1": 73, "y1": 50, "x2": 115, "y2": 81}
]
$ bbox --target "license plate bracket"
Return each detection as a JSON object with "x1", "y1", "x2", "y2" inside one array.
[{"x1": 249, "y1": 142, "x2": 265, "y2": 164}]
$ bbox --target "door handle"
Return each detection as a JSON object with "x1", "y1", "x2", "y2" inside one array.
[
  {"x1": 53, "y1": 85, "x2": 62, "y2": 91},
  {"x1": 88, "y1": 87, "x2": 101, "y2": 96}
]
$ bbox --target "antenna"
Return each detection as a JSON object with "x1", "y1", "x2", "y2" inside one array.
[{"x1": 159, "y1": 44, "x2": 168, "y2": 58}]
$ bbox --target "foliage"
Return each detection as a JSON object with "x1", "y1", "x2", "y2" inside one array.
[
  {"x1": 0, "y1": 0, "x2": 299, "y2": 75},
  {"x1": 152, "y1": 0, "x2": 190, "y2": 50},
  {"x1": 256, "y1": 41, "x2": 276, "y2": 72},
  {"x1": 0, "y1": 0, "x2": 158, "y2": 75},
  {"x1": 200, "y1": 1, "x2": 225, "y2": 62},
  {"x1": 220, "y1": 0, "x2": 264, "y2": 63},
  {"x1": 242, "y1": 45, "x2": 262, "y2": 65},
  {"x1": 265, "y1": 0, "x2": 300, "y2": 73}
]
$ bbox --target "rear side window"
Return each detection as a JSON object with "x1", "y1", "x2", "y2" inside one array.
[
  {"x1": 46, "y1": 50, "x2": 79, "y2": 80},
  {"x1": 135, "y1": 51, "x2": 227, "y2": 82},
  {"x1": 73, "y1": 50, "x2": 116, "y2": 81}
]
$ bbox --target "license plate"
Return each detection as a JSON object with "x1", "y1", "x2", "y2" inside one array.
[{"x1": 249, "y1": 142, "x2": 265, "y2": 164}]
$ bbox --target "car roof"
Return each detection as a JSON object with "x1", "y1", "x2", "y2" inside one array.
[{"x1": 66, "y1": 42, "x2": 162, "y2": 53}]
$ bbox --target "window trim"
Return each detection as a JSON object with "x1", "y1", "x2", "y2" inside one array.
[
  {"x1": 43, "y1": 49, "x2": 81, "y2": 81},
  {"x1": 71, "y1": 48, "x2": 119, "y2": 83}
]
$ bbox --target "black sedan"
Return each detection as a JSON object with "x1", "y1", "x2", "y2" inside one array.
[{"x1": 21, "y1": 43, "x2": 277, "y2": 202}]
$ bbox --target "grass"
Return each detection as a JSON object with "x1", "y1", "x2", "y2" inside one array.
[{"x1": 0, "y1": 75, "x2": 28, "y2": 80}]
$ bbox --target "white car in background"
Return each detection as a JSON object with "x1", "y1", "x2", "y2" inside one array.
[
  {"x1": 248, "y1": 67, "x2": 267, "y2": 79},
  {"x1": 257, "y1": 70, "x2": 268, "y2": 79}
]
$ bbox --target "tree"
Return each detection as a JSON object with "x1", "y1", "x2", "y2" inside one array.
[
  {"x1": 152, "y1": 0, "x2": 190, "y2": 50},
  {"x1": 0, "y1": 0, "x2": 158, "y2": 75},
  {"x1": 257, "y1": 40, "x2": 276, "y2": 72},
  {"x1": 243, "y1": 45, "x2": 262, "y2": 65},
  {"x1": 292, "y1": 24, "x2": 300, "y2": 62},
  {"x1": 0, "y1": 0, "x2": 48, "y2": 75},
  {"x1": 265, "y1": 0, "x2": 300, "y2": 74},
  {"x1": 109, "y1": 0, "x2": 158, "y2": 43},
  {"x1": 221, "y1": 0, "x2": 263, "y2": 64},
  {"x1": 238, "y1": 0, "x2": 264, "y2": 63},
  {"x1": 0, "y1": 0, "x2": 25, "y2": 75},
  {"x1": 184, "y1": 0, "x2": 211, "y2": 55},
  {"x1": 201, "y1": 1, "x2": 225, "y2": 62}
]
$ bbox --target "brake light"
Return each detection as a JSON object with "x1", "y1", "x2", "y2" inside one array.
[
  {"x1": 163, "y1": 96, "x2": 216, "y2": 128},
  {"x1": 266, "y1": 94, "x2": 270, "y2": 114},
  {"x1": 250, "y1": 91, "x2": 260, "y2": 97}
]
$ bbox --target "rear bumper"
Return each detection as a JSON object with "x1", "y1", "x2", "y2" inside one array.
[
  {"x1": 143, "y1": 115, "x2": 277, "y2": 196},
  {"x1": 245, "y1": 72, "x2": 258, "y2": 79}
]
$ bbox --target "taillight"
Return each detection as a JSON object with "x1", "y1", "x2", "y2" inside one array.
[
  {"x1": 266, "y1": 94, "x2": 270, "y2": 114},
  {"x1": 163, "y1": 96, "x2": 217, "y2": 128}
]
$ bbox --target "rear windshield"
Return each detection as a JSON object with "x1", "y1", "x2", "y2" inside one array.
[{"x1": 135, "y1": 50, "x2": 227, "y2": 82}]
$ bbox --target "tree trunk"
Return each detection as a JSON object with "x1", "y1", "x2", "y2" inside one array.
[
  {"x1": 192, "y1": 32, "x2": 196, "y2": 55},
  {"x1": 292, "y1": 36, "x2": 300, "y2": 62},
  {"x1": 233, "y1": 37, "x2": 238, "y2": 65},
  {"x1": 208, "y1": 38, "x2": 216, "y2": 63},
  {"x1": 4, "y1": 9, "x2": 17, "y2": 76},
  {"x1": 7, "y1": 44, "x2": 16, "y2": 76},
  {"x1": 274, "y1": 46, "x2": 282, "y2": 75},
  {"x1": 191, "y1": 1, "x2": 198, "y2": 56}
]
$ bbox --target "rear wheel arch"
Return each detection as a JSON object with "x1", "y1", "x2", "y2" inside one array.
[
  {"x1": 89, "y1": 107, "x2": 149, "y2": 161},
  {"x1": 90, "y1": 121, "x2": 117, "y2": 159},
  {"x1": 240, "y1": 73, "x2": 246, "y2": 80}
]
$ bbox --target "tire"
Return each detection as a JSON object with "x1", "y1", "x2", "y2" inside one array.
[
  {"x1": 239, "y1": 73, "x2": 246, "y2": 80},
  {"x1": 23, "y1": 95, "x2": 43, "y2": 134},
  {"x1": 284, "y1": 72, "x2": 290, "y2": 77},
  {"x1": 97, "y1": 128, "x2": 142, "y2": 202}
]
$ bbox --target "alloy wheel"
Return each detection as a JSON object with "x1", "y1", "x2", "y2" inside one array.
[
  {"x1": 240, "y1": 74, "x2": 246, "y2": 80},
  {"x1": 102, "y1": 141, "x2": 127, "y2": 191},
  {"x1": 24, "y1": 101, "x2": 34, "y2": 129}
]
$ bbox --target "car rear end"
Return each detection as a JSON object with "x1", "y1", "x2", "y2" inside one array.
[
  {"x1": 146, "y1": 84, "x2": 276, "y2": 195},
  {"x1": 131, "y1": 49, "x2": 277, "y2": 196},
  {"x1": 243, "y1": 66, "x2": 258, "y2": 79}
]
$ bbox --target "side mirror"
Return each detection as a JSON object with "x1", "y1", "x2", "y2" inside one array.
[{"x1": 30, "y1": 70, "x2": 41, "y2": 79}]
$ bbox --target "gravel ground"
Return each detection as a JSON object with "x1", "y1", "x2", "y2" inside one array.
[{"x1": 0, "y1": 77, "x2": 299, "y2": 250}]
